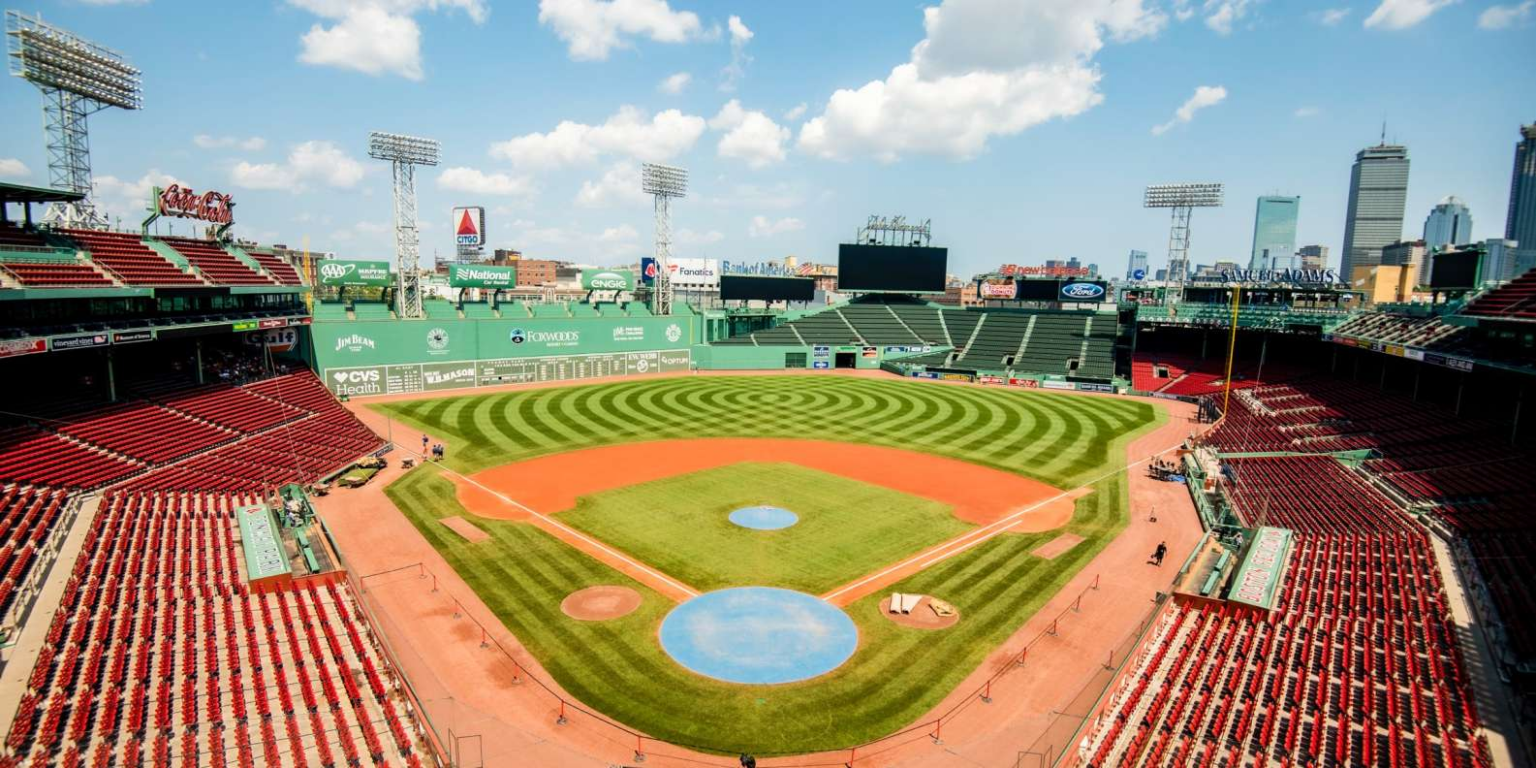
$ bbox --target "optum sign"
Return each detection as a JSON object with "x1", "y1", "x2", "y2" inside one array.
[{"x1": 581, "y1": 269, "x2": 635, "y2": 291}]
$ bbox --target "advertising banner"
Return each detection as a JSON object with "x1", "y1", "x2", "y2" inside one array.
[
  {"x1": 1008, "y1": 378, "x2": 1039, "y2": 387},
  {"x1": 453, "y1": 207, "x2": 486, "y2": 247},
  {"x1": 1040, "y1": 380, "x2": 1075, "y2": 390},
  {"x1": 1058, "y1": 282, "x2": 1109, "y2": 302},
  {"x1": 112, "y1": 330, "x2": 155, "y2": 345},
  {"x1": 325, "y1": 349, "x2": 692, "y2": 396},
  {"x1": 861, "y1": 346, "x2": 878, "y2": 359},
  {"x1": 317, "y1": 259, "x2": 392, "y2": 287},
  {"x1": 0, "y1": 337, "x2": 47, "y2": 359},
  {"x1": 1229, "y1": 527, "x2": 1294, "y2": 610},
  {"x1": 51, "y1": 333, "x2": 110, "y2": 351},
  {"x1": 979, "y1": 279, "x2": 1017, "y2": 299},
  {"x1": 978, "y1": 375, "x2": 1005, "y2": 384},
  {"x1": 812, "y1": 361, "x2": 830, "y2": 369},
  {"x1": 448, "y1": 263, "x2": 516, "y2": 289},
  {"x1": 670, "y1": 258, "x2": 720, "y2": 288},
  {"x1": 581, "y1": 269, "x2": 636, "y2": 291}
]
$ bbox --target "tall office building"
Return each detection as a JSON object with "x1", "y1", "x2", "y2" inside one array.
[
  {"x1": 1298, "y1": 245, "x2": 1329, "y2": 270},
  {"x1": 1381, "y1": 239, "x2": 1429, "y2": 286},
  {"x1": 1422, "y1": 196, "x2": 1473, "y2": 251},
  {"x1": 1505, "y1": 123, "x2": 1536, "y2": 275},
  {"x1": 1250, "y1": 196, "x2": 1301, "y2": 270},
  {"x1": 1126, "y1": 250, "x2": 1149, "y2": 280},
  {"x1": 1341, "y1": 143, "x2": 1410, "y2": 279}
]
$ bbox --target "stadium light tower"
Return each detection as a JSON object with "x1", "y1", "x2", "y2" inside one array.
[
  {"x1": 368, "y1": 131, "x2": 439, "y2": 319},
  {"x1": 641, "y1": 162, "x2": 686, "y2": 315},
  {"x1": 6, "y1": 10, "x2": 143, "y2": 227},
  {"x1": 1145, "y1": 183, "x2": 1224, "y2": 302}
]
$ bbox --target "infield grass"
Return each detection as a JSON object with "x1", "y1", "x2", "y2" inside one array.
[
  {"x1": 378, "y1": 376, "x2": 1164, "y2": 754},
  {"x1": 559, "y1": 462, "x2": 971, "y2": 593}
]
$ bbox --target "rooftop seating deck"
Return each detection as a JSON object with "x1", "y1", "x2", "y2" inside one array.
[{"x1": 63, "y1": 230, "x2": 204, "y2": 286}]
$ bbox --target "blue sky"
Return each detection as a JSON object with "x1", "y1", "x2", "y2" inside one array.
[{"x1": 0, "y1": 0, "x2": 1532, "y2": 279}]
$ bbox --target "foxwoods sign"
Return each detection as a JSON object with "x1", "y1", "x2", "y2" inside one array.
[{"x1": 1219, "y1": 268, "x2": 1339, "y2": 285}]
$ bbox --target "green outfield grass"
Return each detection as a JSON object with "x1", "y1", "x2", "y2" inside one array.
[
  {"x1": 374, "y1": 375, "x2": 1155, "y2": 489},
  {"x1": 376, "y1": 375, "x2": 1165, "y2": 754},
  {"x1": 559, "y1": 462, "x2": 971, "y2": 593}
]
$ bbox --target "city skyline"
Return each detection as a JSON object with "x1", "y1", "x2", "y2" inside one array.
[
  {"x1": 0, "y1": 2, "x2": 1531, "y2": 281},
  {"x1": 1506, "y1": 124, "x2": 1536, "y2": 274},
  {"x1": 1423, "y1": 195, "x2": 1475, "y2": 251}
]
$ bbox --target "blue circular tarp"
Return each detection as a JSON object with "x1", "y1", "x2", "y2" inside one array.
[
  {"x1": 659, "y1": 587, "x2": 858, "y2": 684},
  {"x1": 728, "y1": 505, "x2": 798, "y2": 530}
]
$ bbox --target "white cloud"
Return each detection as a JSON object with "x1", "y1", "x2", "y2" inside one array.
[
  {"x1": 490, "y1": 106, "x2": 706, "y2": 170},
  {"x1": 676, "y1": 228, "x2": 724, "y2": 245},
  {"x1": 748, "y1": 215, "x2": 804, "y2": 238},
  {"x1": 0, "y1": 158, "x2": 30, "y2": 178},
  {"x1": 1314, "y1": 7, "x2": 1352, "y2": 24},
  {"x1": 720, "y1": 14, "x2": 753, "y2": 91},
  {"x1": 598, "y1": 224, "x2": 638, "y2": 242},
  {"x1": 1293, "y1": 106, "x2": 1320, "y2": 118},
  {"x1": 659, "y1": 71, "x2": 692, "y2": 94},
  {"x1": 193, "y1": 134, "x2": 267, "y2": 151},
  {"x1": 783, "y1": 103, "x2": 807, "y2": 121},
  {"x1": 436, "y1": 167, "x2": 533, "y2": 196},
  {"x1": 1151, "y1": 84, "x2": 1227, "y2": 135},
  {"x1": 1203, "y1": 0, "x2": 1255, "y2": 34},
  {"x1": 92, "y1": 170, "x2": 183, "y2": 224},
  {"x1": 575, "y1": 162, "x2": 650, "y2": 207},
  {"x1": 703, "y1": 182, "x2": 804, "y2": 210},
  {"x1": 231, "y1": 141, "x2": 366, "y2": 192},
  {"x1": 538, "y1": 0, "x2": 703, "y2": 61},
  {"x1": 797, "y1": 0, "x2": 1166, "y2": 162},
  {"x1": 709, "y1": 101, "x2": 789, "y2": 169},
  {"x1": 289, "y1": 0, "x2": 487, "y2": 80},
  {"x1": 1479, "y1": 0, "x2": 1534, "y2": 28},
  {"x1": 1363, "y1": 0, "x2": 1456, "y2": 29}
]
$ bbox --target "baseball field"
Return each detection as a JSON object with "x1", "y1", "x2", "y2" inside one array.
[{"x1": 373, "y1": 375, "x2": 1162, "y2": 754}]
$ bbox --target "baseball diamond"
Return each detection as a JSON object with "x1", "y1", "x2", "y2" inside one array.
[{"x1": 373, "y1": 375, "x2": 1161, "y2": 752}]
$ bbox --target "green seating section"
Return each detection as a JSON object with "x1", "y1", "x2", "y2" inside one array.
[
  {"x1": 531, "y1": 303, "x2": 568, "y2": 318},
  {"x1": 351, "y1": 301, "x2": 393, "y2": 320},
  {"x1": 462, "y1": 301, "x2": 497, "y2": 319},
  {"x1": 423, "y1": 300, "x2": 460, "y2": 319},
  {"x1": 570, "y1": 302, "x2": 600, "y2": 317},
  {"x1": 313, "y1": 301, "x2": 349, "y2": 320},
  {"x1": 836, "y1": 305, "x2": 922, "y2": 346},
  {"x1": 787, "y1": 312, "x2": 862, "y2": 345},
  {"x1": 627, "y1": 303, "x2": 653, "y2": 317},
  {"x1": 1012, "y1": 314, "x2": 1089, "y2": 377},
  {"x1": 942, "y1": 310, "x2": 983, "y2": 350},
  {"x1": 961, "y1": 313, "x2": 1034, "y2": 368},
  {"x1": 1077, "y1": 317, "x2": 1117, "y2": 379},
  {"x1": 889, "y1": 305, "x2": 950, "y2": 345}
]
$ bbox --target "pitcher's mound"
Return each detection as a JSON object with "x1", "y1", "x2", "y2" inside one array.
[
  {"x1": 878, "y1": 596, "x2": 960, "y2": 630},
  {"x1": 562, "y1": 586, "x2": 642, "y2": 621}
]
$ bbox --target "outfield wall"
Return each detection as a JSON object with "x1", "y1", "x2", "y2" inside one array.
[{"x1": 310, "y1": 316, "x2": 694, "y2": 396}]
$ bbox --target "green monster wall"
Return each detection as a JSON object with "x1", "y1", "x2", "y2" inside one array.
[{"x1": 311, "y1": 316, "x2": 695, "y2": 396}]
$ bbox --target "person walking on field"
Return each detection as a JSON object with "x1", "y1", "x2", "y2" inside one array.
[{"x1": 1152, "y1": 541, "x2": 1167, "y2": 566}]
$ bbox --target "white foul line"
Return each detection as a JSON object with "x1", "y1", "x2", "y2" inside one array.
[
  {"x1": 424, "y1": 458, "x2": 701, "y2": 599},
  {"x1": 821, "y1": 442, "x2": 1186, "y2": 602}
]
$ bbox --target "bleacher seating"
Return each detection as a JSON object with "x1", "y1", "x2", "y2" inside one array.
[
  {"x1": 626, "y1": 303, "x2": 652, "y2": 317},
  {"x1": 1, "y1": 489, "x2": 427, "y2": 767},
  {"x1": 569, "y1": 302, "x2": 599, "y2": 318},
  {"x1": 960, "y1": 313, "x2": 1032, "y2": 369},
  {"x1": 0, "y1": 224, "x2": 54, "y2": 252},
  {"x1": 313, "y1": 301, "x2": 350, "y2": 321},
  {"x1": 530, "y1": 303, "x2": 568, "y2": 318},
  {"x1": 942, "y1": 310, "x2": 982, "y2": 351},
  {"x1": 836, "y1": 304, "x2": 922, "y2": 346},
  {"x1": 0, "y1": 427, "x2": 142, "y2": 489},
  {"x1": 422, "y1": 300, "x2": 459, "y2": 320},
  {"x1": 1330, "y1": 312, "x2": 1467, "y2": 350},
  {"x1": 62, "y1": 230, "x2": 204, "y2": 286},
  {"x1": 1014, "y1": 314, "x2": 1093, "y2": 378},
  {"x1": 244, "y1": 250, "x2": 305, "y2": 285},
  {"x1": 54, "y1": 401, "x2": 233, "y2": 465},
  {"x1": 888, "y1": 304, "x2": 949, "y2": 345},
  {"x1": 1462, "y1": 268, "x2": 1536, "y2": 320},
  {"x1": 0, "y1": 486, "x2": 71, "y2": 618},
  {"x1": 159, "y1": 237, "x2": 273, "y2": 286},
  {"x1": 461, "y1": 301, "x2": 497, "y2": 319},
  {"x1": 159, "y1": 385, "x2": 305, "y2": 433},
  {"x1": 351, "y1": 302, "x2": 394, "y2": 320},
  {"x1": 1085, "y1": 524, "x2": 1489, "y2": 768},
  {"x1": 1, "y1": 260, "x2": 114, "y2": 288}
]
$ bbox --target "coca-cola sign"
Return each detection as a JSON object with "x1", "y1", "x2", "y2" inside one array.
[{"x1": 155, "y1": 184, "x2": 234, "y2": 224}]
